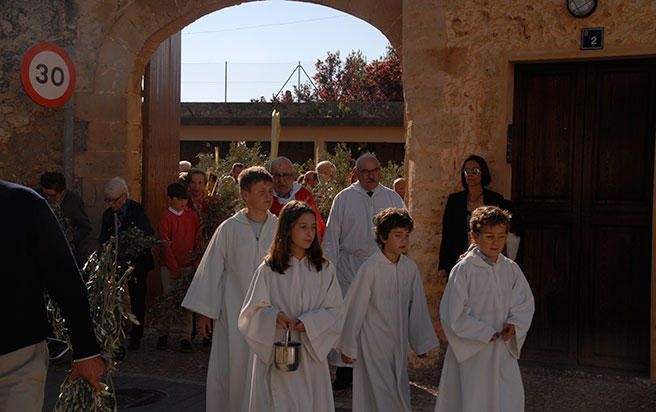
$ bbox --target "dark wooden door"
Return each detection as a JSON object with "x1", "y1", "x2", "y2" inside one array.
[{"x1": 512, "y1": 59, "x2": 655, "y2": 372}]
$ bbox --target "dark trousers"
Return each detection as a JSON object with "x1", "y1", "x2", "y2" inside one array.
[
  {"x1": 128, "y1": 271, "x2": 148, "y2": 342},
  {"x1": 335, "y1": 366, "x2": 353, "y2": 383}
]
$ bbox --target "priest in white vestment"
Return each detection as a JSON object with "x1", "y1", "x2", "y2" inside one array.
[
  {"x1": 338, "y1": 249, "x2": 439, "y2": 411},
  {"x1": 435, "y1": 243, "x2": 534, "y2": 411},
  {"x1": 323, "y1": 154, "x2": 406, "y2": 295},
  {"x1": 238, "y1": 258, "x2": 343, "y2": 411},
  {"x1": 182, "y1": 167, "x2": 278, "y2": 412}
]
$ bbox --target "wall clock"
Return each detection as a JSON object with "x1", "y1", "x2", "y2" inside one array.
[{"x1": 567, "y1": 0, "x2": 597, "y2": 18}]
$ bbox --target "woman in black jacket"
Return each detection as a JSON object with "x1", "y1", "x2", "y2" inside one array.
[{"x1": 437, "y1": 155, "x2": 504, "y2": 278}]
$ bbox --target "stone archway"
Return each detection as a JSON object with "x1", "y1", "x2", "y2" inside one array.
[
  {"x1": 75, "y1": 0, "x2": 450, "y2": 364},
  {"x1": 77, "y1": 0, "x2": 404, "y2": 214}
]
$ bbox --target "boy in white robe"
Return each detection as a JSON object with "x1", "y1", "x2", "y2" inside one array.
[
  {"x1": 239, "y1": 201, "x2": 343, "y2": 412},
  {"x1": 182, "y1": 166, "x2": 278, "y2": 412},
  {"x1": 338, "y1": 208, "x2": 439, "y2": 412},
  {"x1": 435, "y1": 206, "x2": 534, "y2": 412},
  {"x1": 322, "y1": 153, "x2": 405, "y2": 388}
]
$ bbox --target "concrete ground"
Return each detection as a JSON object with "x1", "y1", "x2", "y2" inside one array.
[{"x1": 44, "y1": 331, "x2": 656, "y2": 411}]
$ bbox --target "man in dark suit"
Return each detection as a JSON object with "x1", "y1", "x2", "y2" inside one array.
[
  {"x1": 99, "y1": 177, "x2": 154, "y2": 350},
  {"x1": 0, "y1": 180, "x2": 104, "y2": 411}
]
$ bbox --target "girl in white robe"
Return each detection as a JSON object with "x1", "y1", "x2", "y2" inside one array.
[
  {"x1": 435, "y1": 206, "x2": 534, "y2": 412},
  {"x1": 238, "y1": 200, "x2": 343, "y2": 412},
  {"x1": 338, "y1": 208, "x2": 439, "y2": 412}
]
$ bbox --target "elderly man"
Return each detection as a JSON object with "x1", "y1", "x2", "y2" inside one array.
[
  {"x1": 1, "y1": 180, "x2": 104, "y2": 411},
  {"x1": 322, "y1": 153, "x2": 405, "y2": 389},
  {"x1": 99, "y1": 177, "x2": 154, "y2": 350},
  {"x1": 269, "y1": 156, "x2": 325, "y2": 239},
  {"x1": 39, "y1": 171, "x2": 93, "y2": 266},
  {"x1": 316, "y1": 160, "x2": 336, "y2": 182},
  {"x1": 393, "y1": 177, "x2": 406, "y2": 200}
]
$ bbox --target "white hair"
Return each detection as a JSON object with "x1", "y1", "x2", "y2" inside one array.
[
  {"x1": 104, "y1": 176, "x2": 129, "y2": 198},
  {"x1": 315, "y1": 160, "x2": 336, "y2": 172},
  {"x1": 270, "y1": 156, "x2": 293, "y2": 171},
  {"x1": 355, "y1": 153, "x2": 380, "y2": 170},
  {"x1": 179, "y1": 160, "x2": 192, "y2": 172}
]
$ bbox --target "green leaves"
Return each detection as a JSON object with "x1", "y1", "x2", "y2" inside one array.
[{"x1": 51, "y1": 237, "x2": 146, "y2": 410}]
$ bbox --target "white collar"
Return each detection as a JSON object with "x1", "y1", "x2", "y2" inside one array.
[
  {"x1": 275, "y1": 181, "x2": 303, "y2": 204},
  {"x1": 168, "y1": 207, "x2": 184, "y2": 216},
  {"x1": 354, "y1": 182, "x2": 380, "y2": 196}
]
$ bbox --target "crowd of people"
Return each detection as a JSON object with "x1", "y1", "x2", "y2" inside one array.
[{"x1": 0, "y1": 152, "x2": 534, "y2": 412}]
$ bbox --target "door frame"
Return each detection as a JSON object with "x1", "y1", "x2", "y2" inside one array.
[{"x1": 505, "y1": 53, "x2": 656, "y2": 381}]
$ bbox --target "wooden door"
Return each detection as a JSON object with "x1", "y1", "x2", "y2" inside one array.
[
  {"x1": 512, "y1": 59, "x2": 655, "y2": 372},
  {"x1": 142, "y1": 33, "x2": 181, "y2": 304}
]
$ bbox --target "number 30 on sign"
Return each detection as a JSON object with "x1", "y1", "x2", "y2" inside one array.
[{"x1": 20, "y1": 43, "x2": 76, "y2": 108}]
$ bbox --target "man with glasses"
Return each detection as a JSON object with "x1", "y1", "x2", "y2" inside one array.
[
  {"x1": 269, "y1": 156, "x2": 325, "y2": 239},
  {"x1": 99, "y1": 177, "x2": 154, "y2": 350},
  {"x1": 39, "y1": 172, "x2": 92, "y2": 266},
  {"x1": 322, "y1": 153, "x2": 405, "y2": 389}
]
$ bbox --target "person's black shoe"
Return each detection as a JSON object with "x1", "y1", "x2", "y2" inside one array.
[
  {"x1": 180, "y1": 339, "x2": 193, "y2": 353},
  {"x1": 332, "y1": 366, "x2": 352, "y2": 390},
  {"x1": 127, "y1": 339, "x2": 141, "y2": 351},
  {"x1": 332, "y1": 377, "x2": 350, "y2": 391},
  {"x1": 156, "y1": 335, "x2": 168, "y2": 350}
]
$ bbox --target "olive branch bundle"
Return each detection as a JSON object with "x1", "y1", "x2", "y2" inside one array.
[{"x1": 49, "y1": 228, "x2": 157, "y2": 411}]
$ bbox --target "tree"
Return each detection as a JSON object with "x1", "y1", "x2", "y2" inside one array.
[
  {"x1": 256, "y1": 45, "x2": 403, "y2": 103},
  {"x1": 297, "y1": 46, "x2": 402, "y2": 102}
]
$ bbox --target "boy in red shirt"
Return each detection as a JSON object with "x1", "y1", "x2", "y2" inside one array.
[{"x1": 157, "y1": 182, "x2": 200, "y2": 352}]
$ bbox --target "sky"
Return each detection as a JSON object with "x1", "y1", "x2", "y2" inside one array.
[{"x1": 181, "y1": 0, "x2": 391, "y2": 102}]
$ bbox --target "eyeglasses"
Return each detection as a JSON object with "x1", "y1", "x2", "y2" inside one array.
[
  {"x1": 358, "y1": 167, "x2": 380, "y2": 175},
  {"x1": 463, "y1": 167, "x2": 481, "y2": 176},
  {"x1": 104, "y1": 193, "x2": 125, "y2": 203},
  {"x1": 272, "y1": 172, "x2": 294, "y2": 180}
]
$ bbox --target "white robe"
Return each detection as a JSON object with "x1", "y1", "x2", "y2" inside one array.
[
  {"x1": 435, "y1": 250, "x2": 535, "y2": 412},
  {"x1": 182, "y1": 209, "x2": 278, "y2": 412},
  {"x1": 322, "y1": 182, "x2": 406, "y2": 295},
  {"x1": 338, "y1": 251, "x2": 439, "y2": 412},
  {"x1": 238, "y1": 258, "x2": 343, "y2": 412}
]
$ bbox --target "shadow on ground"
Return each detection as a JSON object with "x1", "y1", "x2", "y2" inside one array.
[{"x1": 44, "y1": 330, "x2": 656, "y2": 411}]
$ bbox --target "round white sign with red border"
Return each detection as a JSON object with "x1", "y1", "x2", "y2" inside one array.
[{"x1": 21, "y1": 43, "x2": 76, "y2": 108}]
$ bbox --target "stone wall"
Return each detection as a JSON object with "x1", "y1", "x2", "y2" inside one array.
[{"x1": 0, "y1": 0, "x2": 77, "y2": 186}]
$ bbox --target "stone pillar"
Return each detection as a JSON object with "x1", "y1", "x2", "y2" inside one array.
[{"x1": 403, "y1": 0, "x2": 456, "y2": 365}]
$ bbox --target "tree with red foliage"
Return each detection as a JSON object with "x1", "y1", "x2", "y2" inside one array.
[
  {"x1": 256, "y1": 46, "x2": 402, "y2": 103},
  {"x1": 297, "y1": 46, "x2": 402, "y2": 102}
]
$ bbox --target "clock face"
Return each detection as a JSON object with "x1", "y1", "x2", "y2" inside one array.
[{"x1": 567, "y1": 0, "x2": 597, "y2": 18}]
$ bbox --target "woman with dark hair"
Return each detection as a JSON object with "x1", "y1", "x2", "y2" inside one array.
[
  {"x1": 437, "y1": 155, "x2": 504, "y2": 279},
  {"x1": 238, "y1": 201, "x2": 343, "y2": 412}
]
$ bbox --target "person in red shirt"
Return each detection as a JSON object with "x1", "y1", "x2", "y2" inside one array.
[
  {"x1": 269, "y1": 156, "x2": 325, "y2": 240},
  {"x1": 157, "y1": 182, "x2": 200, "y2": 353}
]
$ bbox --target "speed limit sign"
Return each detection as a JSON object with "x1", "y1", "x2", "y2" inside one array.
[{"x1": 20, "y1": 43, "x2": 76, "y2": 108}]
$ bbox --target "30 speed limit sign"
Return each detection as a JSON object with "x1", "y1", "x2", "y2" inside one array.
[{"x1": 21, "y1": 43, "x2": 76, "y2": 108}]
